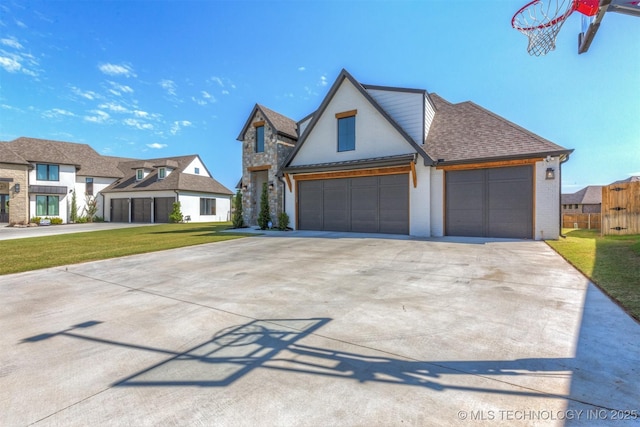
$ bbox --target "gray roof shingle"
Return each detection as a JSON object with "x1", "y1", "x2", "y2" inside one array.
[
  {"x1": 424, "y1": 94, "x2": 572, "y2": 163},
  {"x1": 0, "y1": 143, "x2": 29, "y2": 165},
  {"x1": 562, "y1": 186, "x2": 602, "y2": 205}
]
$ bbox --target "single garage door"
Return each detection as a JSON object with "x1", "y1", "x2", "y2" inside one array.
[
  {"x1": 110, "y1": 199, "x2": 128, "y2": 222},
  {"x1": 446, "y1": 166, "x2": 533, "y2": 238},
  {"x1": 154, "y1": 197, "x2": 174, "y2": 223},
  {"x1": 298, "y1": 174, "x2": 409, "y2": 234},
  {"x1": 131, "y1": 198, "x2": 152, "y2": 223}
]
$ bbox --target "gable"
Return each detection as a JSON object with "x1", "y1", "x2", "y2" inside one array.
[{"x1": 289, "y1": 77, "x2": 418, "y2": 167}]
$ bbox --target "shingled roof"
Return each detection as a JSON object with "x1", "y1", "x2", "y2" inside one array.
[
  {"x1": 562, "y1": 186, "x2": 602, "y2": 205},
  {"x1": 4, "y1": 137, "x2": 126, "y2": 178},
  {"x1": 0, "y1": 143, "x2": 29, "y2": 166},
  {"x1": 424, "y1": 94, "x2": 572, "y2": 163},
  {"x1": 236, "y1": 104, "x2": 298, "y2": 141},
  {"x1": 103, "y1": 155, "x2": 232, "y2": 195}
]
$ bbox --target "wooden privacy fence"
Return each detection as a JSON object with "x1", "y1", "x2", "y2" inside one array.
[
  {"x1": 562, "y1": 213, "x2": 601, "y2": 230},
  {"x1": 602, "y1": 181, "x2": 640, "y2": 235}
]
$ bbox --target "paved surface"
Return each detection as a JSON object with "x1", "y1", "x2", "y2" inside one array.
[
  {"x1": 0, "y1": 222, "x2": 155, "y2": 240},
  {"x1": 1, "y1": 232, "x2": 638, "y2": 426}
]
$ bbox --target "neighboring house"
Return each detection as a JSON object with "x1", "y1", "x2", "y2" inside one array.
[
  {"x1": 238, "y1": 69, "x2": 573, "y2": 240},
  {"x1": 102, "y1": 155, "x2": 232, "y2": 223},
  {"x1": 611, "y1": 176, "x2": 640, "y2": 184},
  {"x1": 236, "y1": 104, "x2": 298, "y2": 224},
  {"x1": 561, "y1": 186, "x2": 602, "y2": 214},
  {"x1": 0, "y1": 137, "x2": 232, "y2": 224}
]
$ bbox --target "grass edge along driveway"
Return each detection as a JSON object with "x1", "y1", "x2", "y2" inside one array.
[
  {"x1": 546, "y1": 229, "x2": 640, "y2": 322},
  {"x1": 0, "y1": 222, "x2": 251, "y2": 275}
]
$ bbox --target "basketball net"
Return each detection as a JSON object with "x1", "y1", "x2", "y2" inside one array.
[{"x1": 512, "y1": 0, "x2": 600, "y2": 56}]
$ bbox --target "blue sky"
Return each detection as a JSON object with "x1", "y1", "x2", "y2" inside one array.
[{"x1": 1, "y1": 0, "x2": 638, "y2": 193}]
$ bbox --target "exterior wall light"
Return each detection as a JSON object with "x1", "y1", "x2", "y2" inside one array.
[
  {"x1": 14, "y1": 183, "x2": 20, "y2": 193},
  {"x1": 268, "y1": 181, "x2": 274, "y2": 190},
  {"x1": 546, "y1": 168, "x2": 555, "y2": 180}
]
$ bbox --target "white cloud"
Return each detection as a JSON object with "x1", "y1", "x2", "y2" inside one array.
[
  {"x1": 222, "y1": 90, "x2": 229, "y2": 95},
  {"x1": 70, "y1": 86, "x2": 100, "y2": 101},
  {"x1": 170, "y1": 120, "x2": 192, "y2": 135},
  {"x1": 1, "y1": 37, "x2": 23, "y2": 49},
  {"x1": 298, "y1": 66, "x2": 306, "y2": 71},
  {"x1": 133, "y1": 110, "x2": 149, "y2": 118},
  {"x1": 42, "y1": 108, "x2": 76, "y2": 119},
  {"x1": 202, "y1": 91, "x2": 211, "y2": 99},
  {"x1": 98, "y1": 102, "x2": 128, "y2": 113},
  {"x1": 159, "y1": 79, "x2": 177, "y2": 96},
  {"x1": 319, "y1": 75, "x2": 328, "y2": 86},
  {"x1": 84, "y1": 110, "x2": 110, "y2": 123},
  {"x1": 123, "y1": 118, "x2": 153, "y2": 130},
  {"x1": 15, "y1": 20, "x2": 27, "y2": 29},
  {"x1": 98, "y1": 63, "x2": 136, "y2": 77},
  {"x1": 146, "y1": 143, "x2": 167, "y2": 149},
  {"x1": 192, "y1": 97, "x2": 207, "y2": 106},
  {"x1": 106, "y1": 80, "x2": 134, "y2": 96},
  {"x1": 210, "y1": 76, "x2": 224, "y2": 87},
  {"x1": 0, "y1": 56, "x2": 21, "y2": 72}
]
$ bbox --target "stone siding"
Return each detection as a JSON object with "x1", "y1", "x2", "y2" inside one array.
[
  {"x1": 240, "y1": 111, "x2": 295, "y2": 227},
  {"x1": 0, "y1": 163, "x2": 29, "y2": 224}
]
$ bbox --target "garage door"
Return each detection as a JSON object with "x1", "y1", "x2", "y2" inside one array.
[
  {"x1": 446, "y1": 166, "x2": 533, "y2": 238},
  {"x1": 110, "y1": 199, "x2": 128, "y2": 222},
  {"x1": 131, "y1": 198, "x2": 152, "y2": 223},
  {"x1": 154, "y1": 197, "x2": 174, "y2": 223},
  {"x1": 298, "y1": 174, "x2": 409, "y2": 234}
]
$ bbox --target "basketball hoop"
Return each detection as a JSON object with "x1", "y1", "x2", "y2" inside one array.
[{"x1": 512, "y1": 0, "x2": 600, "y2": 56}]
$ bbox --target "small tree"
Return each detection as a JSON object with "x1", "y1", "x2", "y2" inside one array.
[
  {"x1": 169, "y1": 201, "x2": 183, "y2": 223},
  {"x1": 257, "y1": 182, "x2": 271, "y2": 230},
  {"x1": 70, "y1": 190, "x2": 78, "y2": 223},
  {"x1": 83, "y1": 195, "x2": 98, "y2": 222},
  {"x1": 277, "y1": 212, "x2": 289, "y2": 231},
  {"x1": 232, "y1": 189, "x2": 245, "y2": 228}
]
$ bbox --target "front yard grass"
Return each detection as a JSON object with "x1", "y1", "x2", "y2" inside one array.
[
  {"x1": 1, "y1": 222, "x2": 251, "y2": 275},
  {"x1": 547, "y1": 229, "x2": 640, "y2": 321}
]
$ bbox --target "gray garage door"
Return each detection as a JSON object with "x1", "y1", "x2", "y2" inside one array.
[
  {"x1": 446, "y1": 166, "x2": 533, "y2": 239},
  {"x1": 154, "y1": 197, "x2": 174, "y2": 223},
  {"x1": 110, "y1": 199, "x2": 128, "y2": 222},
  {"x1": 298, "y1": 174, "x2": 409, "y2": 234},
  {"x1": 131, "y1": 198, "x2": 152, "y2": 223}
]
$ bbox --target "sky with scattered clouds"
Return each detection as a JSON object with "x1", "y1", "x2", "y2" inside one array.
[{"x1": 0, "y1": 0, "x2": 638, "y2": 192}]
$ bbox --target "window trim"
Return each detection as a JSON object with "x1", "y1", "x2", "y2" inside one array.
[
  {"x1": 255, "y1": 125, "x2": 265, "y2": 153},
  {"x1": 36, "y1": 164, "x2": 60, "y2": 181},
  {"x1": 36, "y1": 195, "x2": 60, "y2": 216},
  {"x1": 158, "y1": 168, "x2": 166, "y2": 180},
  {"x1": 199, "y1": 198, "x2": 217, "y2": 216},
  {"x1": 337, "y1": 114, "x2": 356, "y2": 152},
  {"x1": 85, "y1": 177, "x2": 94, "y2": 196},
  {"x1": 194, "y1": 167, "x2": 200, "y2": 175},
  {"x1": 136, "y1": 169, "x2": 144, "y2": 180}
]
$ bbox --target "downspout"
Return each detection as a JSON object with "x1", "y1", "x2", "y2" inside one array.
[
  {"x1": 559, "y1": 154, "x2": 570, "y2": 238},
  {"x1": 100, "y1": 192, "x2": 105, "y2": 221},
  {"x1": 276, "y1": 174, "x2": 286, "y2": 225}
]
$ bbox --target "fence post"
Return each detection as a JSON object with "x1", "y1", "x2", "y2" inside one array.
[{"x1": 588, "y1": 214, "x2": 591, "y2": 230}]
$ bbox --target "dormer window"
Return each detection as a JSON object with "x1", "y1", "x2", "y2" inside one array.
[
  {"x1": 254, "y1": 121, "x2": 265, "y2": 153},
  {"x1": 158, "y1": 167, "x2": 166, "y2": 180},
  {"x1": 336, "y1": 110, "x2": 357, "y2": 152},
  {"x1": 194, "y1": 167, "x2": 200, "y2": 175},
  {"x1": 136, "y1": 169, "x2": 144, "y2": 180}
]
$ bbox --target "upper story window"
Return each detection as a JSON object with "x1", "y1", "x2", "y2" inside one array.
[
  {"x1": 85, "y1": 177, "x2": 94, "y2": 195},
  {"x1": 194, "y1": 167, "x2": 200, "y2": 175},
  {"x1": 136, "y1": 169, "x2": 144, "y2": 180},
  {"x1": 255, "y1": 125, "x2": 265, "y2": 153},
  {"x1": 158, "y1": 168, "x2": 166, "y2": 180},
  {"x1": 36, "y1": 164, "x2": 59, "y2": 181},
  {"x1": 336, "y1": 110, "x2": 357, "y2": 152}
]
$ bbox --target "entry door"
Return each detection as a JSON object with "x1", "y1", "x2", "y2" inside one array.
[{"x1": 0, "y1": 195, "x2": 8, "y2": 222}]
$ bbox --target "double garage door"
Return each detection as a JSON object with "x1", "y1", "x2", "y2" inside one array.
[
  {"x1": 298, "y1": 174, "x2": 409, "y2": 234},
  {"x1": 446, "y1": 166, "x2": 533, "y2": 239},
  {"x1": 110, "y1": 197, "x2": 175, "y2": 223}
]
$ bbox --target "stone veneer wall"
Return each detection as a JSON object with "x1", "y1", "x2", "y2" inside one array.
[
  {"x1": 240, "y1": 111, "x2": 295, "y2": 227},
  {"x1": 0, "y1": 163, "x2": 29, "y2": 224}
]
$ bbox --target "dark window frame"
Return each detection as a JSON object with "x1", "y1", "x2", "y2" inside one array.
[
  {"x1": 136, "y1": 169, "x2": 144, "y2": 180},
  {"x1": 255, "y1": 125, "x2": 265, "y2": 153},
  {"x1": 337, "y1": 114, "x2": 356, "y2": 152},
  {"x1": 158, "y1": 168, "x2": 166, "y2": 180},
  {"x1": 36, "y1": 195, "x2": 59, "y2": 216},
  {"x1": 36, "y1": 164, "x2": 60, "y2": 181},
  {"x1": 200, "y1": 198, "x2": 216, "y2": 215},
  {"x1": 85, "y1": 177, "x2": 94, "y2": 195}
]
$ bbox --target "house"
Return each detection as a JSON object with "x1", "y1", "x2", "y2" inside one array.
[
  {"x1": 561, "y1": 186, "x2": 602, "y2": 214},
  {"x1": 0, "y1": 137, "x2": 232, "y2": 224},
  {"x1": 237, "y1": 69, "x2": 572, "y2": 240}
]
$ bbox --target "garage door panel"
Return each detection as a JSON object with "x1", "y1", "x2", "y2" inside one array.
[
  {"x1": 323, "y1": 180, "x2": 349, "y2": 231},
  {"x1": 110, "y1": 199, "x2": 128, "y2": 222},
  {"x1": 154, "y1": 197, "x2": 174, "y2": 223},
  {"x1": 446, "y1": 166, "x2": 532, "y2": 238},
  {"x1": 351, "y1": 185, "x2": 377, "y2": 232},
  {"x1": 131, "y1": 198, "x2": 152, "y2": 223},
  {"x1": 299, "y1": 181, "x2": 323, "y2": 230}
]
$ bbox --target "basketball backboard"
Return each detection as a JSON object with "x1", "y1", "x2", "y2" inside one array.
[{"x1": 578, "y1": 0, "x2": 640, "y2": 53}]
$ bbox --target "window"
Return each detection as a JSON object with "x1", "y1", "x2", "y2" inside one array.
[
  {"x1": 158, "y1": 168, "x2": 166, "y2": 180},
  {"x1": 36, "y1": 195, "x2": 59, "y2": 216},
  {"x1": 85, "y1": 177, "x2": 94, "y2": 195},
  {"x1": 200, "y1": 198, "x2": 216, "y2": 215},
  {"x1": 336, "y1": 112, "x2": 356, "y2": 152},
  {"x1": 36, "y1": 164, "x2": 59, "y2": 181},
  {"x1": 194, "y1": 167, "x2": 200, "y2": 175},
  {"x1": 255, "y1": 125, "x2": 265, "y2": 153},
  {"x1": 136, "y1": 169, "x2": 144, "y2": 180}
]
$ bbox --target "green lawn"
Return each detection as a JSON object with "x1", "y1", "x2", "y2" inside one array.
[
  {"x1": 0, "y1": 222, "x2": 252, "y2": 275},
  {"x1": 547, "y1": 229, "x2": 640, "y2": 321}
]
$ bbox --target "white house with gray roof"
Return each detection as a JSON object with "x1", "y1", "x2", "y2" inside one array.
[
  {"x1": 0, "y1": 137, "x2": 232, "y2": 225},
  {"x1": 238, "y1": 69, "x2": 572, "y2": 240}
]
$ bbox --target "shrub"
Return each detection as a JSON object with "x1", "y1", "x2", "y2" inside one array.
[
  {"x1": 169, "y1": 201, "x2": 183, "y2": 223},
  {"x1": 50, "y1": 217, "x2": 63, "y2": 225},
  {"x1": 93, "y1": 216, "x2": 104, "y2": 222},
  {"x1": 277, "y1": 212, "x2": 289, "y2": 231},
  {"x1": 257, "y1": 182, "x2": 271, "y2": 230},
  {"x1": 232, "y1": 190, "x2": 245, "y2": 228},
  {"x1": 70, "y1": 190, "x2": 78, "y2": 222},
  {"x1": 83, "y1": 195, "x2": 98, "y2": 222},
  {"x1": 30, "y1": 217, "x2": 41, "y2": 225},
  {"x1": 76, "y1": 216, "x2": 88, "y2": 223}
]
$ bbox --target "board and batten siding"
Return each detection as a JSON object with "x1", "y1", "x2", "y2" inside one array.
[
  {"x1": 424, "y1": 94, "x2": 436, "y2": 142},
  {"x1": 366, "y1": 88, "x2": 424, "y2": 144}
]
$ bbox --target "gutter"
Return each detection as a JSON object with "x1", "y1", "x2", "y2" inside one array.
[{"x1": 559, "y1": 154, "x2": 571, "y2": 238}]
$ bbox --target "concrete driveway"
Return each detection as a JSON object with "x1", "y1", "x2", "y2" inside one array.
[
  {"x1": 0, "y1": 222, "x2": 155, "y2": 240},
  {"x1": 1, "y1": 232, "x2": 638, "y2": 426}
]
